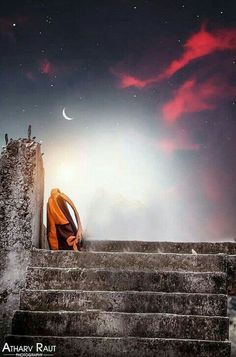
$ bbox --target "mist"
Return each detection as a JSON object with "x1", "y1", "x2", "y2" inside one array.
[{"x1": 43, "y1": 117, "x2": 235, "y2": 242}]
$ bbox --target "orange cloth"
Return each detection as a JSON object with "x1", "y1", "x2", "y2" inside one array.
[
  {"x1": 66, "y1": 235, "x2": 79, "y2": 251},
  {"x1": 47, "y1": 188, "x2": 82, "y2": 250}
]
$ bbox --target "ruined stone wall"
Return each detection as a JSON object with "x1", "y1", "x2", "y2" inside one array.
[{"x1": 0, "y1": 139, "x2": 44, "y2": 344}]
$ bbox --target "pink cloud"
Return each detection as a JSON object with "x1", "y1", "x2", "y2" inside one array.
[
  {"x1": 162, "y1": 77, "x2": 236, "y2": 122},
  {"x1": 39, "y1": 59, "x2": 56, "y2": 77},
  {"x1": 163, "y1": 26, "x2": 236, "y2": 78},
  {"x1": 113, "y1": 26, "x2": 236, "y2": 89}
]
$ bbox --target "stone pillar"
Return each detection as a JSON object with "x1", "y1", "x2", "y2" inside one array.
[{"x1": 0, "y1": 138, "x2": 44, "y2": 343}]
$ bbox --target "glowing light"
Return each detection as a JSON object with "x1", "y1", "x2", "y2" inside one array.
[
  {"x1": 77, "y1": 132, "x2": 158, "y2": 201},
  {"x1": 44, "y1": 124, "x2": 167, "y2": 239},
  {"x1": 56, "y1": 163, "x2": 77, "y2": 184}
]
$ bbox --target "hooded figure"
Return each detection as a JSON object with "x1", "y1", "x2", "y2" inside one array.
[{"x1": 47, "y1": 188, "x2": 83, "y2": 250}]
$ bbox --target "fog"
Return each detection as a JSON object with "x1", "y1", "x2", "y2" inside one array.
[{"x1": 43, "y1": 120, "x2": 234, "y2": 242}]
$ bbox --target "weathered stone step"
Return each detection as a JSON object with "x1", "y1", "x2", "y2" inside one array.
[
  {"x1": 30, "y1": 249, "x2": 227, "y2": 272},
  {"x1": 84, "y1": 240, "x2": 236, "y2": 254},
  {"x1": 20, "y1": 290, "x2": 227, "y2": 316},
  {"x1": 227, "y1": 255, "x2": 236, "y2": 295},
  {"x1": 12, "y1": 311, "x2": 229, "y2": 341},
  {"x1": 25, "y1": 267, "x2": 227, "y2": 294},
  {"x1": 5, "y1": 336, "x2": 231, "y2": 357}
]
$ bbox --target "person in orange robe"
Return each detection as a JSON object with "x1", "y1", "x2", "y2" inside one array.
[{"x1": 47, "y1": 188, "x2": 83, "y2": 250}]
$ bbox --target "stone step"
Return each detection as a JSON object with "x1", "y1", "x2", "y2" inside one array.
[
  {"x1": 83, "y1": 240, "x2": 236, "y2": 254},
  {"x1": 30, "y1": 249, "x2": 227, "y2": 272},
  {"x1": 25, "y1": 267, "x2": 227, "y2": 294},
  {"x1": 20, "y1": 290, "x2": 227, "y2": 316},
  {"x1": 12, "y1": 311, "x2": 229, "y2": 341},
  {"x1": 5, "y1": 336, "x2": 231, "y2": 357},
  {"x1": 227, "y1": 255, "x2": 236, "y2": 295},
  {"x1": 5, "y1": 335, "x2": 231, "y2": 357}
]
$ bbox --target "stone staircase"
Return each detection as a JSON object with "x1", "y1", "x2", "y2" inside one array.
[{"x1": 6, "y1": 241, "x2": 231, "y2": 356}]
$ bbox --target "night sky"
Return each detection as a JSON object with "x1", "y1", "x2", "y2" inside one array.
[{"x1": 1, "y1": 0, "x2": 236, "y2": 241}]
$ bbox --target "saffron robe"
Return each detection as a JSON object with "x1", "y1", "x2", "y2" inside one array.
[{"x1": 47, "y1": 189, "x2": 83, "y2": 250}]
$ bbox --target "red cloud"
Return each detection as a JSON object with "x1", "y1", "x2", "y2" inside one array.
[
  {"x1": 163, "y1": 26, "x2": 236, "y2": 78},
  {"x1": 37, "y1": 58, "x2": 72, "y2": 78},
  {"x1": 113, "y1": 26, "x2": 236, "y2": 89},
  {"x1": 112, "y1": 68, "x2": 157, "y2": 89},
  {"x1": 162, "y1": 78, "x2": 236, "y2": 122},
  {"x1": 117, "y1": 73, "x2": 150, "y2": 89},
  {"x1": 39, "y1": 59, "x2": 56, "y2": 77},
  {"x1": 111, "y1": 67, "x2": 157, "y2": 88},
  {"x1": 24, "y1": 58, "x2": 73, "y2": 82}
]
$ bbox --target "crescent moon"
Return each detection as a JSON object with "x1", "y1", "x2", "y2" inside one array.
[{"x1": 62, "y1": 107, "x2": 74, "y2": 121}]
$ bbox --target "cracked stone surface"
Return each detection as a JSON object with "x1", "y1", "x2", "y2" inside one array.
[
  {"x1": 20, "y1": 290, "x2": 227, "y2": 316},
  {"x1": 25, "y1": 267, "x2": 227, "y2": 293},
  {"x1": 0, "y1": 139, "x2": 44, "y2": 344},
  {"x1": 6, "y1": 336, "x2": 231, "y2": 357}
]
